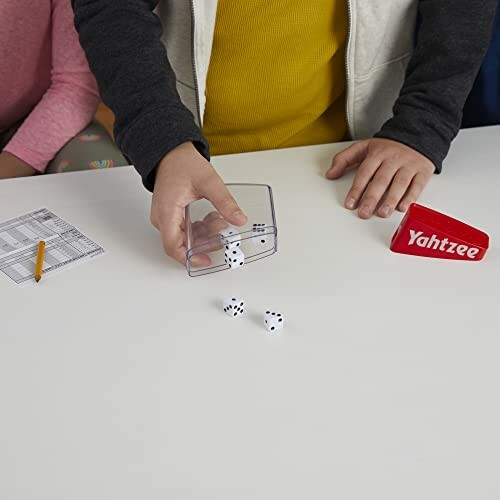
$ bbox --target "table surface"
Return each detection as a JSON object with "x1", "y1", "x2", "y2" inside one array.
[{"x1": 0, "y1": 126, "x2": 499, "y2": 499}]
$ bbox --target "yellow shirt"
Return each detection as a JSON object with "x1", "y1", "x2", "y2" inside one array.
[{"x1": 203, "y1": 1, "x2": 348, "y2": 156}]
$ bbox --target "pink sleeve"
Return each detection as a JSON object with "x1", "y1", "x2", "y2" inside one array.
[{"x1": 4, "y1": 0, "x2": 100, "y2": 172}]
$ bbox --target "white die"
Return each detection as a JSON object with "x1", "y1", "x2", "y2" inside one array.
[
  {"x1": 223, "y1": 297, "x2": 245, "y2": 318},
  {"x1": 224, "y1": 248, "x2": 245, "y2": 269},
  {"x1": 264, "y1": 310, "x2": 284, "y2": 333},
  {"x1": 220, "y1": 227, "x2": 241, "y2": 250}
]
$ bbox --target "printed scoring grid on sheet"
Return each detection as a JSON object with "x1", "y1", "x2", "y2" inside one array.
[{"x1": 0, "y1": 208, "x2": 105, "y2": 285}]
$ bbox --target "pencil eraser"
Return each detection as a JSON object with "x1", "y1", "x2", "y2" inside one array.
[{"x1": 390, "y1": 203, "x2": 489, "y2": 261}]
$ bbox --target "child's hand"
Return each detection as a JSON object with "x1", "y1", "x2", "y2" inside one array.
[
  {"x1": 151, "y1": 142, "x2": 247, "y2": 266},
  {"x1": 326, "y1": 138, "x2": 435, "y2": 218},
  {"x1": 0, "y1": 152, "x2": 37, "y2": 179}
]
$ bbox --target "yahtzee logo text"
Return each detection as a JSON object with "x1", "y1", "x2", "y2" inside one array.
[{"x1": 407, "y1": 229, "x2": 480, "y2": 259}]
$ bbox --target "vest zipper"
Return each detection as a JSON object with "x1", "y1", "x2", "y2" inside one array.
[
  {"x1": 189, "y1": 0, "x2": 203, "y2": 127},
  {"x1": 345, "y1": 0, "x2": 353, "y2": 138}
]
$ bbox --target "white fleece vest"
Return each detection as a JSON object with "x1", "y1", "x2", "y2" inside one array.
[{"x1": 156, "y1": 0, "x2": 418, "y2": 140}]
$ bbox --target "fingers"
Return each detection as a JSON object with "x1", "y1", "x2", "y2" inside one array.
[
  {"x1": 398, "y1": 173, "x2": 430, "y2": 213},
  {"x1": 355, "y1": 166, "x2": 431, "y2": 220},
  {"x1": 159, "y1": 205, "x2": 211, "y2": 267},
  {"x1": 326, "y1": 141, "x2": 368, "y2": 179},
  {"x1": 192, "y1": 221, "x2": 208, "y2": 241},
  {"x1": 200, "y1": 171, "x2": 248, "y2": 226},
  {"x1": 356, "y1": 161, "x2": 400, "y2": 219},
  {"x1": 343, "y1": 158, "x2": 383, "y2": 211},
  {"x1": 158, "y1": 204, "x2": 189, "y2": 265},
  {"x1": 189, "y1": 253, "x2": 212, "y2": 268},
  {"x1": 377, "y1": 167, "x2": 414, "y2": 218},
  {"x1": 333, "y1": 138, "x2": 435, "y2": 219},
  {"x1": 203, "y1": 211, "x2": 224, "y2": 224},
  {"x1": 191, "y1": 220, "x2": 223, "y2": 252}
]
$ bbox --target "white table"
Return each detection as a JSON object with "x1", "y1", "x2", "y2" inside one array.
[{"x1": 0, "y1": 126, "x2": 499, "y2": 499}]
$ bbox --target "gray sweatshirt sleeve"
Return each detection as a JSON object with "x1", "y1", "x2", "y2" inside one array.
[
  {"x1": 375, "y1": 0, "x2": 497, "y2": 173},
  {"x1": 71, "y1": 0, "x2": 209, "y2": 191}
]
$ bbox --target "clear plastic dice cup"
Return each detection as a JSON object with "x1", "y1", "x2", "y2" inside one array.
[{"x1": 185, "y1": 184, "x2": 278, "y2": 277}]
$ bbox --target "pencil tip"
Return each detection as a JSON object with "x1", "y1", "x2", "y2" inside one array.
[{"x1": 35, "y1": 276, "x2": 41, "y2": 283}]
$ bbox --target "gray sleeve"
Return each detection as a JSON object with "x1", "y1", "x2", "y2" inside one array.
[
  {"x1": 71, "y1": 0, "x2": 209, "y2": 191},
  {"x1": 375, "y1": 0, "x2": 497, "y2": 172}
]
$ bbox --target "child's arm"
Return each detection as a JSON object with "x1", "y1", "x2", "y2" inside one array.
[
  {"x1": 328, "y1": 0, "x2": 498, "y2": 219},
  {"x1": 376, "y1": 0, "x2": 498, "y2": 173},
  {"x1": 72, "y1": 0, "x2": 246, "y2": 266},
  {"x1": 3, "y1": 0, "x2": 99, "y2": 173},
  {"x1": 71, "y1": 0, "x2": 210, "y2": 191}
]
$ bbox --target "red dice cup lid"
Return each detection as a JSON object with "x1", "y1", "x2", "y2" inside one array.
[{"x1": 390, "y1": 203, "x2": 489, "y2": 261}]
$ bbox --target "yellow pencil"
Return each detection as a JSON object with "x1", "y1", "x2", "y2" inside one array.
[{"x1": 35, "y1": 240, "x2": 45, "y2": 283}]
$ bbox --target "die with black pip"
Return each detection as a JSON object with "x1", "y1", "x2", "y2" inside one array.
[
  {"x1": 264, "y1": 310, "x2": 284, "y2": 333},
  {"x1": 223, "y1": 297, "x2": 245, "y2": 318}
]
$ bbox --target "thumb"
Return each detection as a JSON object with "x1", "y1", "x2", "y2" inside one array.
[
  {"x1": 200, "y1": 170, "x2": 248, "y2": 227},
  {"x1": 326, "y1": 141, "x2": 368, "y2": 179}
]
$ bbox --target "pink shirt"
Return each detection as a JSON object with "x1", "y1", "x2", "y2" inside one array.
[{"x1": 0, "y1": 0, "x2": 100, "y2": 172}]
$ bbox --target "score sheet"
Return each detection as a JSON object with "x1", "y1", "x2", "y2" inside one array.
[{"x1": 0, "y1": 208, "x2": 105, "y2": 285}]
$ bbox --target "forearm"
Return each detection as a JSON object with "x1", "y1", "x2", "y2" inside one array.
[
  {"x1": 71, "y1": 0, "x2": 209, "y2": 190},
  {"x1": 376, "y1": 0, "x2": 497, "y2": 171},
  {"x1": 5, "y1": 82, "x2": 99, "y2": 172},
  {"x1": 5, "y1": 0, "x2": 100, "y2": 173},
  {"x1": 4, "y1": 82, "x2": 98, "y2": 172}
]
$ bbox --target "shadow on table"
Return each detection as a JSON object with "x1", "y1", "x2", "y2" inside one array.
[
  {"x1": 60, "y1": 175, "x2": 184, "y2": 274},
  {"x1": 101, "y1": 200, "x2": 182, "y2": 272}
]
